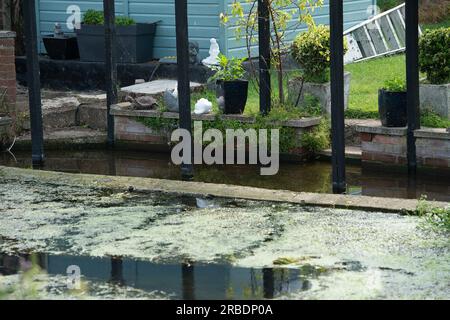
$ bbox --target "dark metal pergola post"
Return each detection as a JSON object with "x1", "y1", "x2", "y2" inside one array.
[
  {"x1": 175, "y1": 0, "x2": 194, "y2": 178},
  {"x1": 258, "y1": 0, "x2": 271, "y2": 115},
  {"x1": 405, "y1": 0, "x2": 420, "y2": 172},
  {"x1": 329, "y1": 0, "x2": 346, "y2": 194},
  {"x1": 103, "y1": 0, "x2": 118, "y2": 147},
  {"x1": 23, "y1": 0, "x2": 44, "y2": 166}
]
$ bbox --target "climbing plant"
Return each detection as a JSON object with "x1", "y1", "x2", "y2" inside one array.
[{"x1": 221, "y1": 0, "x2": 324, "y2": 104}]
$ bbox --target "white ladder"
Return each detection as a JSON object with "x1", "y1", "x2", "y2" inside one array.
[{"x1": 344, "y1": 3, "x2": 422, "y2": 64}]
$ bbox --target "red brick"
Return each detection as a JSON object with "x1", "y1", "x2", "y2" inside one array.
[
  {"x1": 0, "y1": 64, "x2": 15, "y2": 73},
  {"x1": 423, "y1": 158, "x2": 449, "y2": 168},
  {"x1": 372, "y1": 134, "x2": 403, "y2": 145},
  {"x1": 371, "y1": 153, "x2": 397, "y2": 164},
  {"x1": 360, "y1": 132, "x2": 373, "y2": 142},
  {"x1": 0, "y1": 48, "x2": 14, "y2": 56},
  {"x1": 0, "y1": 39, "x2": 15, "y2": 47},
  {"x1": 0, "y1": 79, "x2": 16, "y2": 88},
  {"x1": 0, "y1": 56, "x2": 15, "y2": 64}
]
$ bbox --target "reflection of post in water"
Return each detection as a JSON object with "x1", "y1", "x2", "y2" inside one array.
[
  {"x1": 407, "y1": 170, "x2": 418, "y2": 199},
  {"x1": 108, "y1": 150, "x2": 117, "y2": 176},
  {"x1": 182, "y1": 263, "x2": 195, "y2": 300},
  {"x1": 110, "y1": 257, "x2": 124, "y2": 286},
  {"x1": 262, "y1": 268, "x2": 275, "y2": 299}
]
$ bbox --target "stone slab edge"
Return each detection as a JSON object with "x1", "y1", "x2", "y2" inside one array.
[
  {"x1": 1, "y1": 166, "x2": 447, "y2": 213},
  {"x1": 111, "y1": 103, "x2": 321, "y2": 128}
]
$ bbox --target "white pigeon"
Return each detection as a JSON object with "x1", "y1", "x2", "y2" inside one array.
[{"x1": 194, "y1": 98, "x2": 213, "y2": 115}]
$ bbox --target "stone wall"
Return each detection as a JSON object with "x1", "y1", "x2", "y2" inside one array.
[
  {"x1": 111, "y1": 102, "x2": 322, "y2": 160},
  {"x1": 357, "y1": 125, "x2": 450, "y2": 169}
]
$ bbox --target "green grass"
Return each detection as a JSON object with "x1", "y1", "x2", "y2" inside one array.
[{"x1": 345, "y1": 54, "x2": 406, "y2": 117}]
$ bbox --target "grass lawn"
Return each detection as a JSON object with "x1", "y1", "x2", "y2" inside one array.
[{"x1": 345, "y1": 54, "x2": 406, "y2": 118}]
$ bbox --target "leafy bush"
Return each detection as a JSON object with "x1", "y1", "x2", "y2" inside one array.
[
  {"x1": 291, "y1": 25, "x2": 348, "y2": 83},
  {"x1": 382, "y1": 77, "x2": 407, "y2": 92},
  {"x1": 377, "y1": 0, "x2": 402, "y2": 12},
  {"x1": 83, "y1": 9, "x2": 104, "y2": 25},
  {"x1": 301, "y1": 118, "x2": 331, "y2": 153},
  {"x1": 82, "y1": 10, "x2": 136, "y2": 26},
  {"x1": 421, "y1": 109, "x2": 450, "y2": 128},
  {"x1": 115, "y1": 16, "x2": 136, "y2": 26},
  {"x1": 416, "y1": 197, "x2": 450, "y2": 232},
  {"x1": 419, "y1": 27, "x2": 450, "y2": 84},
  {"x1": 209, "y1": 54, "x2": 246, "y2": 82}
]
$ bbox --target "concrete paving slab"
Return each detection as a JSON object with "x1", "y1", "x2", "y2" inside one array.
[{"x1": 121, "y1": 79, "x2": 202, "y2": 96}]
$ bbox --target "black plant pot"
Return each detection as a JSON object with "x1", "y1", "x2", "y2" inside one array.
[
  {"x1": 216, "y1": 80, "x2": 249, "y2": 114},
  {"x1": 42, "y1": 35, "x2": 80, "y2": 60},
  {"x1": 378, "y1": 89, "x2": 407, "y2": 127},
  {"x1": 75, "y1": 22, "x2": 158, "y2": 63}
]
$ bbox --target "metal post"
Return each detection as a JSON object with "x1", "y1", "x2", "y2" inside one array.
[
  {"x1": 258, "y1": 0, "x2": 271, "y2": 115},
  {"x1": 104, "y1": 0, "x2": 117, "y2": 147},
  {"x1": 330, "y1": 0, "x2": 346, "y2": 194},
  {"x1": 405, "y1": 0, "x2": 420, "y2": 173},
  {"x1": 23, "y1": 0, "x2": 44, "y2": 166},
  {"x1": 175, "y1": 0, "x2": 194, "y2": 178}
]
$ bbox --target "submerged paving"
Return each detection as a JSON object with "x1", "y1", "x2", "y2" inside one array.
[{"x1": 0, "y1": 168, "x2": 449, "y2": 299}]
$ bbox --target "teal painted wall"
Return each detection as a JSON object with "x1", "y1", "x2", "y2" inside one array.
[{"x1": 36, "y1": 0, "x2": 376, "y2": 59}]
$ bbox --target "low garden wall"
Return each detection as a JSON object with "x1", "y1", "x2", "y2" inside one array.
[
  {"x1": 357, "y1": 125, "x2": 450, "y2": 168},
  {"x1": 111, "y1": 102, "x2": 322, "y2": 161}
]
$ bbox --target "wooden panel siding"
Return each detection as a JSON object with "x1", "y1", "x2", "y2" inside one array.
[{"x1": 35, "y1": 0, "x2": 376, "y2": 59}]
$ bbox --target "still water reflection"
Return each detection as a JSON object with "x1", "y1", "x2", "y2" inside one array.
[
  {"x1": 0, "y1": 150, "x2": 448, "y2": 201},
  {"x1": 0, "y1": 253, "x2": 319, "y2": 300}
]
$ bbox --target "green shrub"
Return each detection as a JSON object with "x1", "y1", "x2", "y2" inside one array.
[
  {"x1": 209, "y1": 54, "x2": 246, "y2": 82},
  {"x1": 419, "y1": 27, "x2": 450, "y2": 84},
  {"x1": 291, "y1": 25, "x2": 347, "y2": 83},
  {"x1": 82, "y1": 10, "x2": 136, "y2": 26},
  {"x1": 382, "y1": 77, "x2": 407, "y2": 92},
  {"x1": 421, "y1": 109, "x2": 450, "y2": 128},
  {"x1": 115, "y1": 16, "x2": 136, "y2": 26},
  {"x1": 377, "y1": 0, "x2": 402, "y2": 12},
  {"x1": 300, "y1": 118, "x2": 331, "y2": 153},
  {"x1": 416, "y1": 197, "x2": 450, "y2": 232}
]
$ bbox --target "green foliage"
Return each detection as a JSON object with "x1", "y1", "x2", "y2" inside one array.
[
  {"x1": 421, "y1": 109, "x2": 450, "y2": 128},
  {"x1": 209, "y1": 54, "x2": 246, "y2": 82},
  {"x1": 223, "y1": 0, "x2": 324, "y2": 104},
  {"x1": 82, "y1": 10, "x2": 136, "y2": 26},
  {"x1": 345, "y1": 109, "x2": 379, "y2": 119},
  {"x1": 416, "y1": 197, "x2": 450, "y2": 232},
  {"x1": 115, "y1": 16, "x2": 136, "y2": 26},
  {"x1": 83, "y1": 9, "x2": 104, "y2": 25},
  {"x1": 382, "y1": 77, "x2": 407, "y2": 92},
  {"x1": 419, "y1": 27, "x2": 450, "y2": 84},
  {"x1": 292, "y1": 25, "x2": 348, "y2": 83},
  {"x1": 377, "y1": 0, "x2": 402, "y2": 12},
  {"x1": 300, "y1": 118, "x2": 331, "y2": 153}
]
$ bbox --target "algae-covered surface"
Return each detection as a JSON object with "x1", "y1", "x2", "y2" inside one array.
[{"x1": 0, "y1": 174, "x2": 449, "y2": 300}]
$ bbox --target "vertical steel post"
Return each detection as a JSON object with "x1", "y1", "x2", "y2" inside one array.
[
  {"x1": 104, "y1": 0, "x2": 117, "y2": 147},
  {"x1": 330, "y1": 0, "x2": 346, "y2": 194},
  {"x1": 405, "y1": 0, "x2": 420, "y2": 173},
  {"x1": 258, "y1": 0, "x2": 271, "y2": 115},
  {"x1": 175, "y1": 0, "x2": 194, "y2": 178},
  {"x1": 23, "y1": 0, "x2": 44, "y2": 166}
]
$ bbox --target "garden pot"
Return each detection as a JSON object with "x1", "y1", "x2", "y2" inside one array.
[
  {"x1": 287, "y1": 72, "x2": 351, "y2": 114},
  {"x1": 378, "y1": 89, "x2": 407, "y2": 127},
  {"x1": 42, "y1": 35, "x2": 79, "y2": 60},
  {"x1": 75, "y1": 22, "x2": 158, "y2": 63},
  {"x1": 216, "y1": 80, "x2": 248, "y2": 114}
]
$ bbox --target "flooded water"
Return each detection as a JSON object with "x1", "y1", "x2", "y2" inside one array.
[
  {"x1": 0, "y1": 174, "x2": 448, "y2": 299},
  {"x1": 0, "y1": 149, "x2": 449, "y2": 201}
]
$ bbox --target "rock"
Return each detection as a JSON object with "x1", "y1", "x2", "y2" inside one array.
[
  {"x1": 164, "y1": 88, "x2": 179, "y2": 112},
  {"x1": 194, "y1": 98, "x2": 212, "y2": 115},
  {"x1": 134, "y1": 96, "x2": 158, "y2": 110}
]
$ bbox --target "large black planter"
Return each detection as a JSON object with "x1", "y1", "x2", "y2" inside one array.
[
  {"x1": 75, "y1": 22, "x2": 158, "y2": 63},
  {"x1": 216, "y1": 80, "x2": 249, "y2": 114},
  {"x1": 42, "y1": 35, "x2": 79, "y2": 60},
  {"x1": 378, "y1": 89, "x2": 407, "y2": 127}
]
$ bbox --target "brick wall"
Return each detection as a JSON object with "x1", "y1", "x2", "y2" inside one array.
[
  {"x1": 358, "y1": 125, "x2": 450, "y2": 169},
  {"x1": 0, "y1": 31, "x2": 16, "y2": 120}
]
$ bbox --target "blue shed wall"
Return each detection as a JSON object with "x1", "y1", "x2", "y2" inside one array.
[{"x1": 36, "y1": 0, "x2": 376, "y2": 59}]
